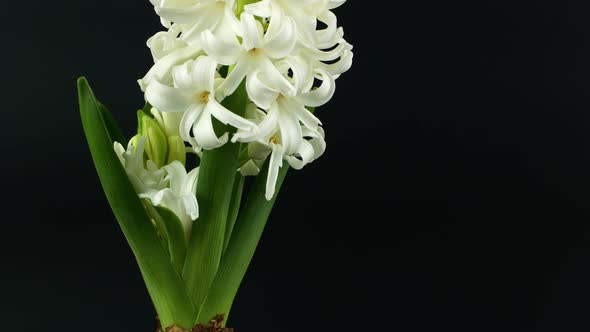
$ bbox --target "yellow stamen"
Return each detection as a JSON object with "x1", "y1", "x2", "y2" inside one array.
[{"x1": 199, "y1": 91, "x2": 210, "y2": 103}]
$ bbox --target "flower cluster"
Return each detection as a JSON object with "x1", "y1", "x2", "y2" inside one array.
[{"x1": 117, "y1": 0, "x2": 352, "y2": 232}]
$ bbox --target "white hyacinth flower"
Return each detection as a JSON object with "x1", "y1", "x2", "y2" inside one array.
[
  {"x1": 150, "y1": 0, "x2": 238, "y2": 47},
  {"x1": 238, "y1": 103, "x2": 326, "y2": 200},
  {"x1": 245, "y1": 0, "x2": 353, "y2": 78},
  {"x1": 201, "y1": 8, "x2": 297, "y2": 99},
  {"x1": 138, "y1": 45, "x2": 203, "y2": 92},
  {"x1": 114, "y1": 137, "x2": 199, "y2": 236},
  {"x1": 236, "y1": 55, "x2": 335, "y2": 200},
  {"x1": 145, "y1": 55, "x2": 256, "y2": 150},
  {"x1": 153, "y1": 162, "x2": 200, "y2": 236},
  {"x1": 147, "y1": 24, "x2": 188, "y2": 62},
  {"x1": 244, "y1": 55, "x2": 336, "y2": 112},
  {"x1": 245, "y1": 0, "x2": 331, "y2": 42}
]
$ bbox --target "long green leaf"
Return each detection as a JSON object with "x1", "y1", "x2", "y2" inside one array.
[
  {"x1": 155, "y1": 206, "x2": 188, "y2": 274},
  {"x1": 98, "y1": 102, "x2": 127, "y2": 146},
  {"x1": 223, "y1": 174, "x2": 245, "y2": 254},
  {"x1": 78, "y1": 77, "x2": 196, "y2": 329},
  {"x1": 196, "y1": 163, "x2": 289, "y2": 324},
  {"x1": 142, "y1": 200, "x2": 170, "y2": 251},
  {"x1": 182, "y1": 83, "x2": 249, "y2": 310}
]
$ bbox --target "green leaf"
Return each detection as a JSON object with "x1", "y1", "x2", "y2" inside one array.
[
  {"x1": 182, "y1": 82, "x2": 249, "y2": 311},
  {"x1": 142, "y1": 200, "x2": 170, "y2": 251},
  {"x1": 98, "y1": 102, "x2": 127, "y2": 146},
  {"x1": 223, "y1": 174, "x2": 245, "y2": 254},
  {"x1": 155, "y1": 207, "x2": 188, "y2": 275},
  {"x1": 196, "y1": 162, "x2": 289, "y2": 324},
  {"x1": 77, "y1": 77, "x2": 196, "y2": 329}
]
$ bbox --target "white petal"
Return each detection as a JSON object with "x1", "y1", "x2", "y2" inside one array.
[
  {"x1": 181, "y1": 194, "x2": 199, "y2": 221},
  {"x1": 163, "y1": 161, "x2": 187, "y2": 194},
  {"x1": 240, "y1": 12, "x2": 264, "y2": 50},
  {"x1": 277, "y1": 109, "x2": 302, "y2": 154},
  {"x1": 138, "y1": 46, "x2": 202, "y2": 91},
  {"x1": 319, "y1": 49, "x2": 353, "y2": 76},
  {"x1": 206, "y1": 98, "x2": 255, "y2": 131},
  {"x1": 264, "y1": 3, "x2": 283, "y2": 39},
  {"x1": 114, "y1": 142, "x2": 126, "y2": 165},
  {"x1": 200, "y1": 29, "x2": 241, "y2": 65},
  {"x1": 180, "y1": 5, "x2": 226, "y2": 46},
  {"x1": 234, "y1": 104, "x2": 264, "y2": 142},
  {"x1": 192, "y1": 111, "x2": 229, "y2": 150},
  {"x1": 328, "y1": 0, "x2": 347, "y2": 9},
  {"x1": 156, "y1": 2, "x2": 210, "y2": 24},
  {"x1": 246, "y1": 70, "x2": 280, "y2": 109},
  {"x1": 239, "y1": 159, "x2": 262, "y2": 176},
  {"x1": 264, "y1": 16, "x2": 296, "y2": 59},
  {"x1": 224, "y1": 0, "x2": 243, "y2": 36},
  {"x1": 152, "y1": 190, "x2": 188, "y2": 228},
  {"x1": 191, "y1": 56, "x2": 218, "y2": 93},
  {"x1": 315, "y1": 11, "x2": 339, "y2": 49},
  {"x1": 244, "y1": 0, "x2": 272, "y2": 17},
  {"x1": 217, "y1": 58, "x2": 250, "y2": 99},
  {"x1": 316, "y1": 26, "x2": 345, "y2": 51},
  {"x1": 306, "y1": 40, "x2": 352, "y2": 62},
  {"x1": 148, "y1": 189, "x2": 171, "y2": 207},
  {"x1": 180, "y1": 105, "x2": 204, "y2": 144},
  {"x1": 303, "y1": 126, "x2": 327, "y2": 159},
  {"x1": 296, "y1": 139, "x2": 316, "y2": 164},
  {"x1": 289, "y1": 99, "x2": 322, "y2": 130},
  {"x1": 256, "y1": 103, "x2": 281, "y2": 139},
  {"x1": 281, "y1": 56, "x2": 313, "y2": 94},
  {"x1": 258, "y1": 57, "x2": 296, "y2": 97},
  {"x1": 126, "y1": 137, "x2": 148, "y2": 173},
  {"x1": 147, "y1": 30, "x2": 187, "y2": 62},
  {"x1": 183, "y1": 166, "x2": 200, "y2": 197},
  {"x1": 145, "y1": 80, "x2": 191, "y2": 113},
  {"x1": 265, "y1": 143, "x2": 284, "y2": 201},
  {"x1": 296, "y1": 68, "x2": 336, "y2": 107},
  {"x1": 293, "y1": 16, "x2": 317, "y2": 44},
  {"x1": 249, "y1": 141, "x2": 272, "y2": 160},
  {"x1": 285, "y1": 140, "x2": 315, "y2": 170},
  {"x1": 171, "y1": 60, "x2": 195, "y2": 89}
]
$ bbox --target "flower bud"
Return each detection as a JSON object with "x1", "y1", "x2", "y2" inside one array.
[
  {"x1": 138, "y1": 111, "x2": 168, "y2": 168},
  {"x1": 167, "y1": 135, "x2": 186, "y2": 166}
]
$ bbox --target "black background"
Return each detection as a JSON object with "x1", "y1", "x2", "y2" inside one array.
[{"x1": 4, "y1": 1, "x2": 590, "y2": 331}]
